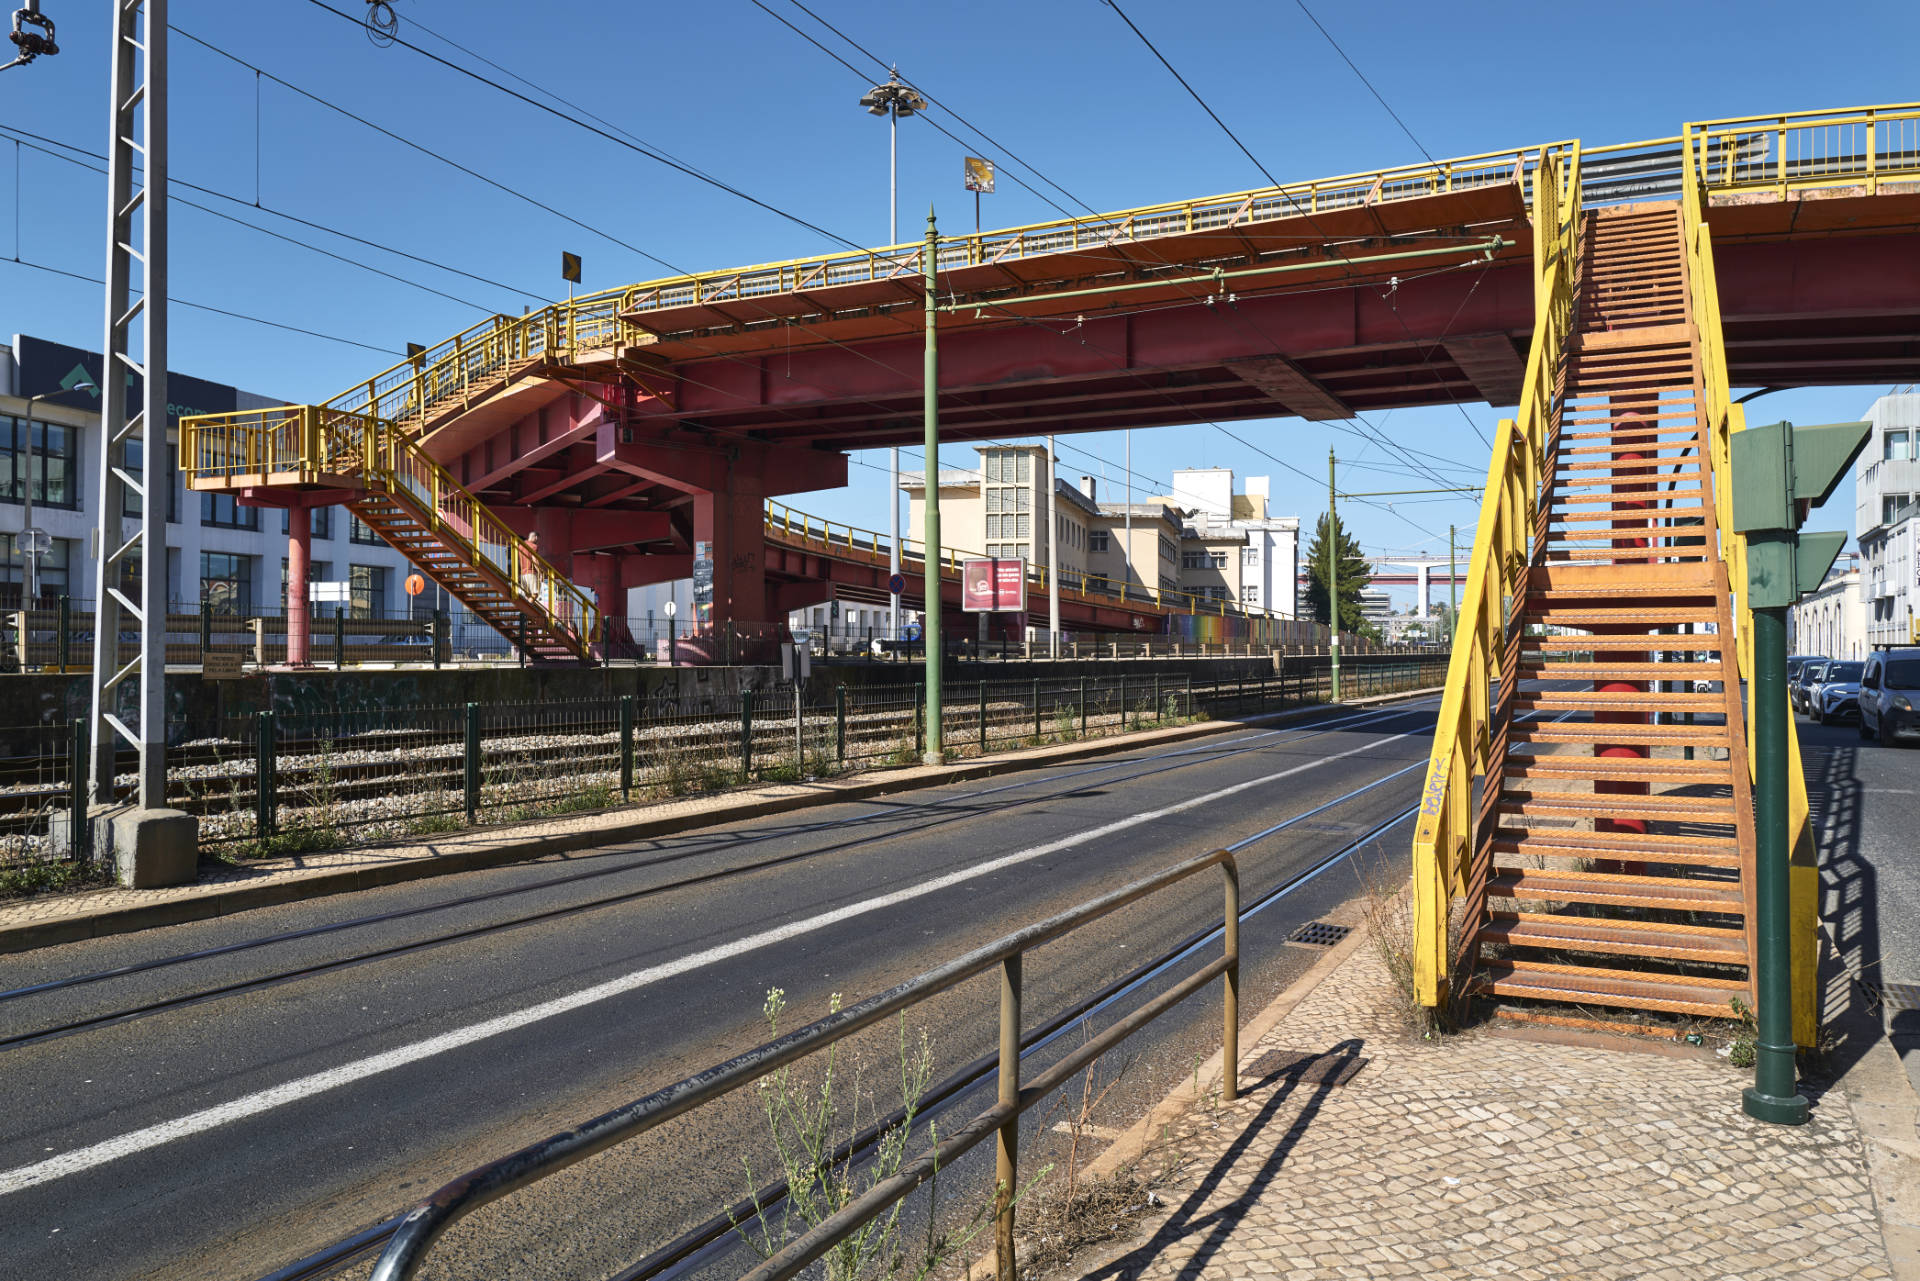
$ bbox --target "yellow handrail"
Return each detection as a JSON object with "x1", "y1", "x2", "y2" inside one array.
[
  {"x1": 1408, "y1": 145, "x2": 1580, "y2": 1007},
  {"x1": 181, "y1": 407, "x2": 601, "y2": 657},
  {"x1": 1680, "y1": 142, "x2": 1821, "y2": 1046}
]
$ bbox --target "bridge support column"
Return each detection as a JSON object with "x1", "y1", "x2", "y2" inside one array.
[
  {"x1": 286, "y1": 507, "x2": 311, "y2": 667},
  {"x1": 693, "y1": 487, "x2": 768, "y2": 626}
]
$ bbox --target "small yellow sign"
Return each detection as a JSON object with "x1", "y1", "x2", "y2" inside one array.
[
  {"x1": 561, "y1": 251, "x2": 582, "y2": 284},
  {"x1": 203, "y1": 652, "x2": 243, "y2": 679}
]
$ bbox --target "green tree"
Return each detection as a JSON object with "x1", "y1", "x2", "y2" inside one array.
[{"x1": 1304, "y1": 512, "x2": 1378, "y2": 641}]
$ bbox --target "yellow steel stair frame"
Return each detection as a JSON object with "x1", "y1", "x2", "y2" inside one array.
[
  {"x1": 1409, "y1": 146, "x2": 1580, "y2": 1007},
  {"x1": 184, "y1": 406, "x2": 600, "y2": 661},
  {"x1": 1680, "y1": 126, "x2": 1822, "y2": 1046}
]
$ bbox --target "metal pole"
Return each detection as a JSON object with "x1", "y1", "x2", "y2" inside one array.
[
  {"x1": 921, "y1": 210, "x2": 944, "y2": 764},
  {"x1": 1222, "y1": 857, "x2": 1240, "y2": 1102},
  {"x1": 1743, "y1": 604, "x2": 1809, "y2": 1125},
  {"x1": 91, "y1": 0, "x2": 172, "y2": 814},
  {"x1": 887, "y1": 103, "x2": 901, "y2": 644},
  {"x1": 1448, "y1": 523, "x2": 1458, "y2": 647},
  {"x1": 463, "y1": 702, "x2": 480, "y2": 824},
  {"x1": 1327, "y1": 449, "x2": 1341, "y2": 702},
  {"x1": 1124, "y1": 429, "x2": 1133, "y2": 598},
  {"x1": 995, "y1": 953, "x2": 1021, "y2": 1281},
  {"x1": 1047, "y1": 435, "x2": 1060, "y2": 655},
  {"x1": 619, "y1": 694, "x2": 634, "y2": 800}
]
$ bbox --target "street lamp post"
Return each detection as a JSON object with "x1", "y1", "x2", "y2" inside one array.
[
  {"x1": 860, "y1": 70, "x2": 926, "y2": 644},
  {"x1": 16, "y1": 381, "x2": 97, "y2": 601}
]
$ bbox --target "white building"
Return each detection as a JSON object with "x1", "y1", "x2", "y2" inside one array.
[
  {"x1": 1789, "y1": 564, "x2": 1867, "y2": 660},
  {"x1": 1854, "y1": 393, "x2": 1920, "y2": 650},
  {"x1": 2, "y1": 333, "x2": 418, "y2": 618},
  {"x1": 1165, "y1": 468, "x2": 1301, "y2": 617}
]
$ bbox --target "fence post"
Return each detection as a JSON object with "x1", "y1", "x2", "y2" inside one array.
[
  {"x1": 913, "y1": 681, "x2": 924, "y2": 755},
  {"x1": 69, "y1": 719, "x2": 88, "y2": 859},
  {"x1": 434, "y1": 610, "x2": 446, "y2": 670},
  {"x1": 741, "y1": 689, "x2": 755, "y2": 779},
  {"x1": 1119, "y1": 673, "x2": 1128, "y2": 728},
  {"x1": 1032, "y1": 679, "x2": 1041, "y2": 742},
  {"x1": 835, "y1": 685, "x2": 846, "y2": 765},
  {"x1": 1078, "y1": 676, "x2": 1088, "y2": 737},
  {"x1": 1153, "y1": 672, "x2": 1161, "y2": 724},
  {"x1": 518, "y1": 616, "x2": 527, "y2": 669},
  {"x1": 464, "y1": 702, "x2": 481, "y2": 823},
  {"x1": 57, "y1": 594, "x2": 70, "y2": 672},
  {"x1": 995, "y1": 953, "x2": 1022, "y2": 1281},
  {"x1": 668, "y1": 616, "x2": 677, "y2": 667},
  {"x1": 619, "y1": 695, "x2": 635, "y2": 799},
  {"x1": 334, "y1": 609, "x2": 346, "y2": 669},
  {"x1": 1223, "y1": 856, "x2": 1241, "y2": 1102},
  {"x1": 978, "y1": 680, "x2": 987, "y2": 755},
  {"x1": 1185, "y1": 673, "x2": 1193, "y2": 720},
  {"x1": 200, "y1": 600, "x2": 212, "y2": 663},
  {"x1": 255, "y1": 711, "x2": 277, "y2": 841}
]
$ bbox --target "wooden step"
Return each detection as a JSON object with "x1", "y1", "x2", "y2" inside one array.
[
  {"x1": 1498, "y1": 792, "x2": 1737, "y2": 822},
  {"x1": 1492, "y1": 825, "x2": 1740, "y2": 857},
  {"x1": 1558, "y1": 456, "x2": 1699, "y2": 472},
  {"x1": 1503, "y1": 756, "x2": 1730, "y2": 784},
  {"x1": 1476, "y1": 959, "x2": 1749, "y2": 1018},
  {"x1": 1555, "y1": 471, "x2": 1695, "y2": 490},
  {"x1": 1481, "y1": 913, "x2": 1748, "y2": 963},
  {"x1": 1488, "y1": 866, "x2": 1745, "y2": 914},
  {"x1": 1510, "y1": 689, "x2": 1723, "y2": 713},
  {"x1": 1546, "y1": 548, "x2": 1707, "y2": 563}
]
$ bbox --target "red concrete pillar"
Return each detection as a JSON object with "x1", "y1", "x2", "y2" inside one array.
[
  {"x1": 287, "y1": 506, "x2": 311, "y2": 667},
  {"x1": 692, "y1": 488, "x2": 767, "y2": 626}
]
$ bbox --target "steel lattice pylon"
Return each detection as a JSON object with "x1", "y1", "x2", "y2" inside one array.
[{"x1": 89, "y1": 0, "x2": 167, "y2": 810}]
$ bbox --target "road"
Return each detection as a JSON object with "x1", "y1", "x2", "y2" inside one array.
[
  {"x1": 1798, "y1": 707, "x2": 1920, "y2": 1089},
  {"x1": 0, "y1": 698, "x2": 1441, "y2": 1281}
]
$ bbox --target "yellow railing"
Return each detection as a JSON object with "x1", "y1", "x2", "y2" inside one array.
[
  {"x1": 763, "y1": 498, "x2": 1269, "y2": 623},
  {"x1": 183, "y1": 407, "x2": 601, "y2": 656},
  {"x1": 1408, "y1": 145, "x2": 1581, "y2": 1007},
  {"x1": 1680, "y1": 162, "x2": 1822, "y2": 1047},
  {"x1": 1688, "y1": 103, "x2": 1920, "y2": 202}
]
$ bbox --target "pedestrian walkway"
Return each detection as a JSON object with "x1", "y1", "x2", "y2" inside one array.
[{"x1": 1065, "y1": 921, "x2": 1906, "y2": 1281}]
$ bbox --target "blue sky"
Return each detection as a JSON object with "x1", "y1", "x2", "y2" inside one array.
[{"x1": 5, "y1": 0, "x2": 1915, "y2": 602}]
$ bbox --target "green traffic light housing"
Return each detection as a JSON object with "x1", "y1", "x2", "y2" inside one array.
[{"x1": 1730, "y1": 419, "x2": 1871, "y2": 609}]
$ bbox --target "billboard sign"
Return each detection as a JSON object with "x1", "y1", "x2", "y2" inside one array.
[
  {"x1": 962, "y1": 557, "x2": 1026, "y2": 612},
  {"x1": 12, "y1": 334, "x2": 238, "y2": 427}
]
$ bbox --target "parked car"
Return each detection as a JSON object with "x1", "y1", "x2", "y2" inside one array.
[
  {"x1": 1811, "y1": 660, "x2": 1864, "y2": 724},
  {"x1": 1786, "y1": 655, "x2": 1819, "y2": 687},
  {"x1": 1790, "y1": 659, "x2": 1831, "y2": 715},
  {"x1": 1859, "y1": 646, "x2": 1920, "y2": 745}
]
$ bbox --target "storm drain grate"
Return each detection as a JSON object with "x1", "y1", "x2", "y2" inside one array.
[
  {"x1": 1876, "y1": 982, "x2": 1920, "y2": 1012},
  {"x1": 1243, "y1": 1048, "x2": 1369, "y2": 1088},
  {"x1": 1288, "y1": 920, "x2": 1353, "y2": 947}
]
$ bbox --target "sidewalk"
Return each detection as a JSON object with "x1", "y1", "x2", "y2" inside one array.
[
  {"x1": 0, "y1": 687, "x2": 1437, "y2": 954},
  {"x1": 1061, "y1": 915, "x2": 1914, "y2": 1281}
]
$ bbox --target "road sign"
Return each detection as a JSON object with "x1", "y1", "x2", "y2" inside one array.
[
  {"x1": 663, "y1": 599, "x2": 677, "y2": 617},
  {"x1": 405, "y1": 573, "x2": 426, "y2": 597},
  {"x1": 561, "y1": 251, "x2": 582, "y2": 284},
  {"x1": 887, "y1": 572, "x2": 906, "y2": 596},
  {"x1": 309, "y1": 581, "x2": 352, "y2": 604},
  {"x1": 19, "y1": 527, "x2": 51, "y2": 554}
]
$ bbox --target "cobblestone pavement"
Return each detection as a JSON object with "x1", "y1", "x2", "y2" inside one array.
[{"x1": 1072, "y1": 942, "x2": 1895, "y2": 1281}]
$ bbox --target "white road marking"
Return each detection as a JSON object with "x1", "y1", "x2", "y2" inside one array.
[{"x1": 0, "y1": 726, "x2": 1416, "y2": 1197}]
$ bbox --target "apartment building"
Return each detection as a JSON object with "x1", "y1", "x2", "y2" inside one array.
[
  {"x1": 2, "y1": 333, "x2": 418, "y2": 617},
  {"x1": 1789, "y1": 563, "x2": 1867, "y2": 660},
  {"x1": 1853, "y1": 393, "x2": 1920, "y2": 648}
]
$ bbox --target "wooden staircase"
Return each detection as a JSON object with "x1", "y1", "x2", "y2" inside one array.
[{"x1": 1468, "y1": 204, "x2": 1757, "y2": 1022}]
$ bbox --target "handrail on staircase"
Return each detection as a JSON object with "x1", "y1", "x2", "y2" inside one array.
[
  {"x1": 181, "y1": 406, "x2": 601, "y2": 661},
  {"x1": 1408, "y1": 144, "x2": 1581, "y2": 1008},
  {"x1": 1680, "y1": 139, "x2": 1822, "y2": 1046}
]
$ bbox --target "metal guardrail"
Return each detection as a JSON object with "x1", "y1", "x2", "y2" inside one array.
[
  {"x1": 1406, "y1": 144, "x2": 1581, "y2": 1007},
  {"x1": 367, "y1": 839, "x2": 1248, "y2": 1281}
]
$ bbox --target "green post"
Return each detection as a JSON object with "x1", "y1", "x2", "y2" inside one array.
[
  {"x1": 1743, "y1": 604, "x2": 1809, "y2": 1124},
  {"x1": 1328, "y1": 448, "x2": 1342, "y2": 702},
  {"x1": 255, "y1": 711, "x2": 277, "y2": 840},
  {"x1": 69, "y1": 718, "x2": 88, "y2": 859},
  {"x1": 1447, "y1": 523, "x2": 1457, "y2": 648},
  {"x1": 200, "y1": 600, "x2": 212, "y2": 663},
  {"x1": 835, "y1": 685, "x2": 846, "y2": 765},
  {"x1": 334, "y1": 609, "x2": 346, "y2": 670},
  {"x1": 741, "y1": 688, "x2": 755, "y2": 779},
  {"x1": 978, "y1": 680, "x2": 988, "y2": 754},
  {"x1": 1078, "y1": 675, "x2": 1088, "y2": 737},
  {"x1": 1032, "y1": 678, "x2": 1041, "y2": 741},
  {"x1": 57, "y1": 594, "x2": 70, "y2": 671},
  {"x1": 1153, "y1": 672, "x2": 1161, "y2": 723},
  {"x1": 619, "y1": 694, "x2": 635, "y2": 799},
  {"x1": 913, "y1": 681, "x2": 924, "y2": 755},
  {"x1": 463, "y1": 702, "x2": 481, "y2": 823},
  {"x1": 1119, "y1": 672, "x2": 1128, "y2": 727},
  {"x1": 668, "y1": 615, "x2": 677, "y2": 666},
  {"x1": 921, "y1": 209, "x2": 944, "y2": 764}
]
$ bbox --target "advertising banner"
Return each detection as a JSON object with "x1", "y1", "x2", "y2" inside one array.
[{"x1": 962, "y1": 557, "x2": 1027, "y2": 612}]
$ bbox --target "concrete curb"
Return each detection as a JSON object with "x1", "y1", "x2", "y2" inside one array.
[{"x1": 0, "y1": 686, "x2": 1441, "y2": 955}]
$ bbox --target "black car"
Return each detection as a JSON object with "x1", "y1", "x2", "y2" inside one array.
[
  {"x1": 1790, "y1": 659, "x2": 1831, "y2": 715},
  {"x1": 1860, "y1": 647, "x2": 1920, "y2": 746}
]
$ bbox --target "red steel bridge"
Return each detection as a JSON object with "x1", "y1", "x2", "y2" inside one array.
[{"x1": 184, "y1": 104, "x2": 1919, "y2": 671}]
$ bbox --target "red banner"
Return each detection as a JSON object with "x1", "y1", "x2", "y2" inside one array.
[{"x1": 962, "y1": 557, "x2": 1027, "y2": 612}]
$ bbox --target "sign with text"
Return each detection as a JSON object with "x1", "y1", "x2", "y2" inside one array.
[
  {"x1": 961, "y1": 557, "x2": 1027, "y2": 612},
  {"x1": 202, "y1": 652, "x2": 243, "y2": 679}
]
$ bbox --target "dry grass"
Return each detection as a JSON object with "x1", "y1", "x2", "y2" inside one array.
[{"x1": 1356, "y1": 847, "x2": 1463, "y2": 1038}]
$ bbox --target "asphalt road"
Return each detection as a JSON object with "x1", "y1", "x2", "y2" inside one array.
[
  {"x1": 1798, "y1": 706, "x2": 1920, "y2": 1087},
  {"x1": 0, "y1": 698, "x2": 1441, "y2": 1281}
]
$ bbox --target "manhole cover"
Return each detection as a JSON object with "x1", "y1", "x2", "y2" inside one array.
[
  {"x1": 1243, "y1": 1048, "x2": 1369, "y2": 1087},
  {"x1": 1288, "y1": 921, "x2": 1353, "y2": 947},
  {"x1": 1877, "y1": 982, "x2": 1920, "y2": 1012}
]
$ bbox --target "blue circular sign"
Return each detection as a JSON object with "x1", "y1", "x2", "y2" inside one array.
[{"x1": 888, "y1": 573, "x2": 906, "y2": 595}]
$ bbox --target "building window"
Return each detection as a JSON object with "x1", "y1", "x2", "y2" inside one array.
[
  {"x1": 283, "y1": 505, "x2": 335, "y2": 540},
  {"x1": 1159, "y1": 536, "x2": 1177, "y2": 562},
  {"x1": 1886, "y1": 495, "x2": 1914, "y2": 526},
  {"x1": 202, "y1": 489, "x2": 259, "y2": 530},
  {"x1": 350, "y1": 513, "x2": 384, "y2": 545},
  {"x1": 0, "y1": 533, "x2": 72, "y2": 606},
  {"x1": 1243, "y1": 547, "x2": 1260, "y2": 567},
  {"x1": 200, "y1": 551, "x2": 255, "y2": 614},
  {"x1": 350, "y1": 564, "x2": 389, "y2": 619},
  {"x1": 0, "y1": 416, "x2": 80, "y2": 509},
  {"x1": 1183, "y1": 549, "x2": 1228, "y2": 570},
  {"x1": 1244, "y1": 584, "x2": 1259, "y2": 606},
  {"x1": 1090, "y1": 529, "x2": 1109, "y2": 553},
  {"x1": 1207, "y1": 587, "x2": 1231, "y2": 602},
  {"x1": 120, "y1": 440, "x2": 181, "y2": 523},
  {"x1": 1886, "y1": 431, "x2": 1912, "y2": 462},
  {"x1": 280, "y1": 557, "x2": 331, "y2": 603}
]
